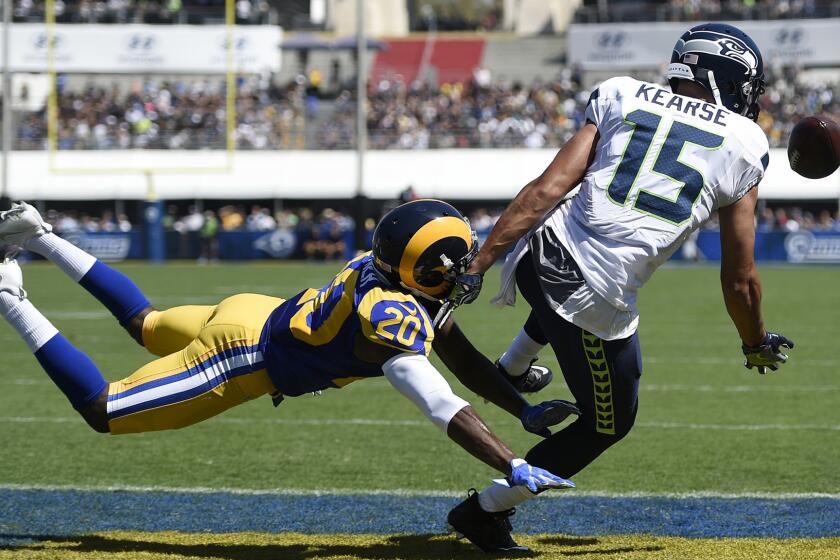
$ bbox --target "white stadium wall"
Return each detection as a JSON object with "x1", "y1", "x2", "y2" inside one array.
[
  {"x1": 0, "y1": 24, "x2": 282, "y2": 74},
  {"x1": 3, "y1": 149, "x2": 837, "y2": 201},
  {"x1": 568, "y1": 19, "x2": 840, "y2": 70}
]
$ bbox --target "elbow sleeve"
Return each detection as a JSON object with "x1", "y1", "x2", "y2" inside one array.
[{"x1": 382, "y1": 353, "x2": 469, "y2": 432}]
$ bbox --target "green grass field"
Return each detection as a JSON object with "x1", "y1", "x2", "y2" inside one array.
[{"x1": 0, "y1": 261, "x2": 837, "y2": 495}]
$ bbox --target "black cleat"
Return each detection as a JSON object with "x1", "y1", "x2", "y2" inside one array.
[
  {"x1": 496, "y1": 358, "x2": 554, "y2": 393},
  {"x1": 447, "y1": 489, "x2": 530, "y2": 554}
]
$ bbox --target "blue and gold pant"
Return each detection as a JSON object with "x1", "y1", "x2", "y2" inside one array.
[{"x1": 106, "y1": 293, "x2": 283, "y2": 435}]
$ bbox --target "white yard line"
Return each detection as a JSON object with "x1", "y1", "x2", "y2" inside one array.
[
  {"x1": 37, "y1": 311, "x2": 111, "y2": 320},
  {"x1": 636, "y1": 421, "x2": 840, "y2": 431},
  {"x1": 0, "y1": 482, "x2": 836, "y2": 500},
  {"x1": 646, "y1": 356, "x2": 838, "y2": 368},
  {"x1": 1, "y1": 416, "x2": 838, "y2": 431},
  {"x1": 641, "y1": 383, "x2": 840, "y2": 393}
]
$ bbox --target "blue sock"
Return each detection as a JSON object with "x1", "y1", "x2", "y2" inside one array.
[
  {"x1": 35, "y1": 334, "x2": 108, "y2": 411},
  {"x1": 79, "y1": 261, "x2": 151, "y2": 326}
]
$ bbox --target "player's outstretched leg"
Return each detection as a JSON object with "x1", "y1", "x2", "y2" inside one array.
[
  {"x1": 0, "y1": 258, "x2": 110, "y2": 432},
  {"x1": 0, "y1": 202, "x2": 153, "y2": 345},
  {"x1": 496, "y1": 312, "x2": 553, "y2": 393}
]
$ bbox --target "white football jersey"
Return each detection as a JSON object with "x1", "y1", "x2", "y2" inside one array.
[{"x1": 542, "y1": 76, "x2": 769, "y2": 334}]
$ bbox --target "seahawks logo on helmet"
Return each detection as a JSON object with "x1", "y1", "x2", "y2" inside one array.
[
  {"x1": 372, "y1": 200, "x2": 477, "y2": 300},
  {"x1": 667, "y1": 23, "x2": 766, "y2": 121},
  {"x1": 718, "y1": 39, "x2": 758, "y2": 73},
  {"x1": 676, "y1": 35, "x2": 759, "y2": 75}
]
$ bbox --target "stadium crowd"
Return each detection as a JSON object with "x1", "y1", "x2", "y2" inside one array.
[
  {"x1": 16, "y1": 76, "x2": 307, "y2": 151},
  {"x1": 13, "y1": 0, "x2": 273, "y2": 24},
  {"x1": 15, "y1": 65, "x2": 836, "y2": 151},
  {"x1": 576, "y1": 0, "x2": 835, "y2": 22}
]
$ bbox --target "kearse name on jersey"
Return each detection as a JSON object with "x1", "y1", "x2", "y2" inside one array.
[{"x1": 635, "y1": 84, "x2": 728, "y2": 126}]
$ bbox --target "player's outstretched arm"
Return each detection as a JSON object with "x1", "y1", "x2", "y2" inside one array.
[
  {"x1": 719, "y1": 188, "x2": 765, "y2": 346},
  {"x1": 719, "y1": 188, "x2": 794, "y2": 374},
  {"x1": 382, "y1": 353, "x2": 571, "y2": 490},
  {"x1": 468, "y1": 123, "x2": 599, "y2": 275},
  {"x1": 432, "y1": 318, "x2": 529, "y2": 419},
  {"x1": 433, "y1": 319, "x2": 579, "y2": 437}
]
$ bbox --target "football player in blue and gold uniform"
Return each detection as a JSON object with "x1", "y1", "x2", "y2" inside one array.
[{"x1": 0, "y1": 200, "x2": 579, "y2": 531}]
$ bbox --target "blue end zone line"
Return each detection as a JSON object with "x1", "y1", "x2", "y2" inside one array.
[{"x1": 0, "y1": 486, "x2": 838, "y2": 549}]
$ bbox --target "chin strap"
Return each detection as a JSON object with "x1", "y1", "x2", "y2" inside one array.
[
  {"x1": 666, "y1": 63, "x2": 723, "y2": 107},
  {"x1": 704, "y1": 68, "x2": 723, "y2": 106}
]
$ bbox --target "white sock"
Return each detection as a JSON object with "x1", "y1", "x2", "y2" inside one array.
[
  {"x1": 0, "y1": 292, "x2": 59, "y2": 352},
  {"x1": 499, "y1": 328, "x2": 545, "y2": 377},
  {"x1": 24, "y1": 233, "x2": 97, "y2": 282},
  {"x1": 478, "y1": 482, "x2": 535, "y2": 513}
]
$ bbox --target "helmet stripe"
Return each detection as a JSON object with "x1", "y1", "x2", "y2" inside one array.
[{"x1": 398, "y1": 216, "x2": 473, "y2": 294}]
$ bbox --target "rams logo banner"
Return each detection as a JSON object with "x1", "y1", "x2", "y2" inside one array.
[{"x1": 785, "y1": 231, "x2": 840, "y2": 263}]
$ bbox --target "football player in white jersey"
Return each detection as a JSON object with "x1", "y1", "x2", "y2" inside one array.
[{"x1": 446, "y1": 23, "x2": 794, "y2": 553}]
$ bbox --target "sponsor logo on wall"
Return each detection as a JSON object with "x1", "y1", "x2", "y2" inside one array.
[
  {"x1": 587, "y1": 31, "x2": 634, "y2": 64},
  {"x1": 784, "y1": 231, "x2": 840, "y2": 263},
  {"x1": 119, "y1": 33, "x2": 164, "y2": 66},
  {"x1": 3, "y1": 24, "x2": 281, "y2": 73},
  {"x1": 765, "y1": 27, "x2": 814, "y2": 62},
  {"x1": 62, "y1": 232, "x2": 132, "y2": 262},
  {"x1": 569, "y1": 20, "x2": 840, "y2": 69},
  {"x1": 23, "y1": 31, "x2": 71, "y2": 65},
  {"x1": 254, "y1": 229, "x2": 297, "y2": 259}
]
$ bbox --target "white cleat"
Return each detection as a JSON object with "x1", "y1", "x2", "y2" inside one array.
[
  {"x1": 0, "y1": 201, "x2": 52, "y2": 247},
  {"x1": 0, "y1": 258, "x2": 26, "y2": 300}
]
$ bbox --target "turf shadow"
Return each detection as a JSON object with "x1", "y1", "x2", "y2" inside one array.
[
  {"x1": 556, "y1": 547, "x2": 665, "y2": 557},
  {"x1": 536, "y1": 537, "x2": 664, "y2": 556},
  {"x1": 537, "y1": 537, "x2": 599, "y2": 546},
  {"x1": 9, "y1": 533, "x2": 539, "y2": 559}
]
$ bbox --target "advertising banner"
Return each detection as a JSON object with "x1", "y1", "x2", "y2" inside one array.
[
  {"x1": 782, "y1": 230, "x2": 840, "y2": 263},
  {"x1": 168, "y1": 229, "x2": 840, "y2": 263},
  {"x1": 1, "y1": 24, "x2": 281, "y2": 73},
  {"x1": 60, "y1": 231, "x2": 143, "y2": 261},
  {"x1": 568, "y1": 19, "x2": 840, "y2": 69},
  {"x1": 676, "y1": 230, "x2": 840, "y2": 263},
  {"x1": 30, "y1": 228, "x2": 839, "y2": 263}
]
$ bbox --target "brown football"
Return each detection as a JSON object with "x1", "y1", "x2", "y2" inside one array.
[{"x1": 787, "y1": 115, "x2": 840, "y2": 179}]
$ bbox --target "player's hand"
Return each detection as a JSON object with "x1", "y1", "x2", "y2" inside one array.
[
  {"x1": 433, "y1": 272, "x2": 484, "y2": 328},
  {"x1": 521, "y1": 400, "x2": 580, "y2": 437},
  {"x1": 499, "y1": 458, "x2": 575, "y2": 494},
  {"x1": 448, "y1": 272, "x2": 483, "y2": 307},
  {"x1": 742, "y1": 331, "x2": 795, "y2": 374}
]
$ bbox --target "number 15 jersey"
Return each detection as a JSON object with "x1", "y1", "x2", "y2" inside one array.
[{"x1": 543, "y1": 76, "x2": 769, "y2": 334}]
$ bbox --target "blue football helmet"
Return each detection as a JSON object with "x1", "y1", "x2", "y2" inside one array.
[
  {"x1": 372, "y1": 200, "x2": 478, "y2": 301},
  {"x1": 666, "y1": 23, "x2": 766, "y2": 121}
]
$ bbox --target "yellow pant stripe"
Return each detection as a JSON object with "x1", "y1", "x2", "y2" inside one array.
[
  {"x1": 582, "y1": 331, "x2": 615, "y2": 435},
  {"x1": 106, "y1": 293, "x2": 284, "y2": 435}
]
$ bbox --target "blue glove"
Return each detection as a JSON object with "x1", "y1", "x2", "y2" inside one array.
[
  {"x1": 500, "y1": 458, "x2": 575, "y2": 494},
  {"x1": 742, "y1": 332, "x2": 794, "y2": 374},
  {"x1": 521, "y1": 400, "x2": 580, "y2": 437}
]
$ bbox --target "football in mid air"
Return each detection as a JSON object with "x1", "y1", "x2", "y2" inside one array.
[{"x1": 787, "y1": 115, "x2": 840, "y2": 179}]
